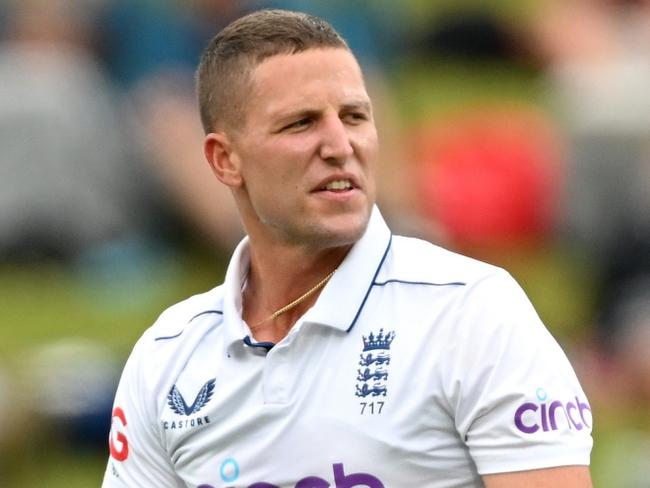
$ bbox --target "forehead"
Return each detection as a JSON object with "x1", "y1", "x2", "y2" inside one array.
[{"x1": 247, "y1": 48, "x2": 369, "y2": 119}]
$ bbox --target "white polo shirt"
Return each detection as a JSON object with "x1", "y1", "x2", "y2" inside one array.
[{"x1": 103, "y1": 207, "x2": 592, "y2": 488}]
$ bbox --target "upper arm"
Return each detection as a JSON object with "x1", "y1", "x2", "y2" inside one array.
[
  {"x1": 483, "y1": 466, "x2": 592, "y2": 488},
  {"x1": 102, "y1": 338, "x2": 184, "y2": 488},
  {"x1": 446, "y1": 271, "x2": 593, "y2": 475}
]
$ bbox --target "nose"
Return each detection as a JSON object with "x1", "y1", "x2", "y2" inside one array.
[{"x1": 318, "y1": 114, "x2": 354, "y2": 163}]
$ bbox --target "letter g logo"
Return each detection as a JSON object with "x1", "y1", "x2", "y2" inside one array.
[{"x1": 109, "y1": 407, "x2": 129, "y2": 462}]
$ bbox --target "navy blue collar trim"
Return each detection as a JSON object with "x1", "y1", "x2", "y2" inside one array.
[
  {"x1": 243, "y1": 335, "x2": 275, "y2": 352},
  {"x1": 346, "y1": 233, "x2": 393, "y2": 333}
]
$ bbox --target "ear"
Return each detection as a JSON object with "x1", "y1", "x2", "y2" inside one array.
[{"x1": 204, "y1": 132, "x2": 243, "y2": 188}]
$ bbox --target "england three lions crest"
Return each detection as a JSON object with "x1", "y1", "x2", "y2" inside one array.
[{"x1": 355, "y1": 329, "x2": 395, "y2": 401}]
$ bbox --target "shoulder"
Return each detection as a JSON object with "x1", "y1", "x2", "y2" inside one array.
[
  {"x1": 124, "y1": 284, "x2": 226, "y2": 388},
  {"x1": 380, "y1": 235, "x2": 505, "y2": 288},
  {"x1": 142, "y1": 284, "x2": 226, "y2": 343},
  {"x1": 380, "y1": 235, "x2": 541, "y2": 342}
]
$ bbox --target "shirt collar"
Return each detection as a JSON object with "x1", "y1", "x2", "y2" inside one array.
[
  {"x1": 222, "y1": 235, "x2": 252, "y2": 350},
  {"x1": 304, "y1": 205, "x2": 392, "y2": 331},
  {"x1": 221, "y1": 205, "x2": 392, "y2": 349}
]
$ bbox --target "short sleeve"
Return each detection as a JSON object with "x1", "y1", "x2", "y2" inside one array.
[
  {"x1": 445, "y1": 270, "x2": 593, "y2": 475},
  {"x1": 102, "y1": 335, "x2": 185, "y2": 487}
]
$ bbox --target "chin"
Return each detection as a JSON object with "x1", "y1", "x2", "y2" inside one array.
[{"x1": 303, "y1": 210, "x2": 371, "y2": 249}]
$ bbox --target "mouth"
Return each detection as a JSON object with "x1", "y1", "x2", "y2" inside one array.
[
  {"x1": 314, "y1": 175, "x2": 361, "y2": 194},
  {"x1": 321, "y1": 179, "x2": 354, "y2": 192}
]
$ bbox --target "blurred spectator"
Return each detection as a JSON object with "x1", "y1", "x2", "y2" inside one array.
[
  {"x1": 533, "y1": 0, "x2": 650, "y2": 262},
  {"x1": 24, "y1": 338, "x2": 120, "y2": 450},
  {"x1": 577, "y1": 229, "x2": 650, "y2": 487},
  {"x1": 598, "y1": 227, "x2": 650, "y2": 355},
  {"x1": 99, "y1": 0, "x2": 258, "y2": 89},
  {"x1": 412, "y1": 8, "x2": 522, "y2": 62},
  {"x1": 530, "y1": 0, "x2": 650, "y2": 364},
  {"x1": 95, "y1": 0, "x2": 259, "y2": 250},
  {"x1": 265, "y1": 0, "x2": 404, "y2": 67},
  {"x1": 0, "y1": 0, "x2": 161, "y2": 262},
  {"x1": 413, "y1": 105, "x2": 563, "y2": 252},
  {"x1": 529, "y1": 3, "x2": 650, "y2": 483},
  {"x1": 126, "y1": 70, "x2": 245, "y2": 250}
]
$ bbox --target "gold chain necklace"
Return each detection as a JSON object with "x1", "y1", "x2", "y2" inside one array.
[{"x1": 254, "y1": 268, "x2": 336, "y2": 327}]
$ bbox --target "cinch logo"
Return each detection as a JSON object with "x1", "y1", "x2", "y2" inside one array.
[
  {"x1": 198, "y1": 462, "x2": 385, "y2": 488},
  {"x1": 514, "y1": 388, "x2": 592, "y2": 434}
]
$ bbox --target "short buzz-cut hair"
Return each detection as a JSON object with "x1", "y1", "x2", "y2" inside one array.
[{"x1": 196, "y1": 9, "x2": 350, "y2": 134}]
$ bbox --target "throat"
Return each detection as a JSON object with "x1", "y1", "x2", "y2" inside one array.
[
  {"x1": 247, "y1": 314, "x2": 297, "y2": 344},
  {"x1": 243, "y1": 267, "x2": 336, "y2": 343}
]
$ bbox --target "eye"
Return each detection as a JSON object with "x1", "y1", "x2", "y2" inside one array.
[
  {"x1": 342, "y1": 112, "x2": 369, "y2": 124},
  {"x1": 282, "y1": 117, "x2": 312, "y2": 132}
]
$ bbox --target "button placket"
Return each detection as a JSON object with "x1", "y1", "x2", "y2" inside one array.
[{"x1": 261, "y1": 322, "x2": 304, "y2": 404}]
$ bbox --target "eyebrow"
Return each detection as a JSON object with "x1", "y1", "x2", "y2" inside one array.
[
  {"x1": 341, "y1": 101, "x2": 372, "y2": 113},
  {"x1": 273, "y1": 100, "x2": 372, "y2": 122}
]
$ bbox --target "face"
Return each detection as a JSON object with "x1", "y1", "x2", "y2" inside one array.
[{"x1": 216, "y1": 48, "x2": 378, "y2": 250}]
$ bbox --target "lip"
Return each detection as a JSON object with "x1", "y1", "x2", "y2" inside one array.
[{"x1": 311, "y1": 173, "x2": 362, "y2": 193}]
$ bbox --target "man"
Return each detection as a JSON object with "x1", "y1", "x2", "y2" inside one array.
[{"x1": 103, "y1": 10, "x2": 593, "y2": 488}]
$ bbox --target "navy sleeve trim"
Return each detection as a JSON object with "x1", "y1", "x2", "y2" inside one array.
[
  {"x1": 373, "y1": 279, "x2": 466, "y2": 287},
  {"x1": 346, "y1": 234, "x2": 393, "y2": 333},
  {"x1": 154, "y1": 331, "x2": 184, "y2": 341},
  {"x1": 154, "y1": 309, "x2": 223, "y2": 341}
]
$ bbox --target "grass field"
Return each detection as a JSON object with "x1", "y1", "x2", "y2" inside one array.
[{"x1": 0, "y1": 252, "x2": 225, "y2": 487}]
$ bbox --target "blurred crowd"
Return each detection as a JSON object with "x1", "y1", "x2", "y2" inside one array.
[{"x1": 1, "y1": 0, "x2": 649, "y2": 486}]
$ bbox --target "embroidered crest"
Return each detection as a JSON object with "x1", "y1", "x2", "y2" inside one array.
[
  {"x1": 167, "y1": 378, "x2": 216, "y2": 416},
  {"x1": 355, "y1": 329, "x2": 395, "y2": 398}
]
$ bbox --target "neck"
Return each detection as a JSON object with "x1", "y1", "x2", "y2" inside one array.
[{"x1": 242, "y1": 243, "x2": 350, "y2": 344}]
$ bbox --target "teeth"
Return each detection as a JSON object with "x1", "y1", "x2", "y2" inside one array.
[{"x1": 325, "y1": 180, "x2": 352, "y2": 191}]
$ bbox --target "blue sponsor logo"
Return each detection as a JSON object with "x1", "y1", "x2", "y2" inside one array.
[{"x1": 220, "y1": 458, "x2": 240, "y2": 483}]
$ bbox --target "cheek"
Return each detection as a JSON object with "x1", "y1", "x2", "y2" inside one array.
[
  {"x1": 240, "y1": 150, "x2": 304, "y2": 201},
  {"x1": 258, "y1": 136, "x2": 315, "y2": 168},
  {"x1": 357, "y1": 130, "x2": 379, "y2": 168},
  {"x1": 253, "y1": 141, "x2": 315, "y2": 190},
  {"x1": 283, "y1": 135, "x2": 318, "y2": 156},
  {"x1": 360, "y1": 132, "x2": 379, "y2": 199}
]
